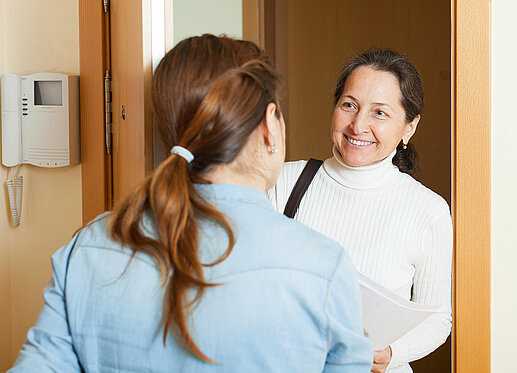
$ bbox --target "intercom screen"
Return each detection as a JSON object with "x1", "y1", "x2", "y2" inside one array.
[{"x1": 34, "y1": 81, "x2": 62, "y2": 106}]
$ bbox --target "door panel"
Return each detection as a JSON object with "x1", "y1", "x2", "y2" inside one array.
[
  {"x1": 110, "y1": 0, "x2": 153, "y2": 204},
  {"x1": 79, "y1": 0, "x2": 110, "y2": 223}
]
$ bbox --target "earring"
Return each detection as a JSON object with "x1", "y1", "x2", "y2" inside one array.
[
  {"x1": 268, "y1": 145, "x2": 279, "y2": 153},
  {"x1": 402, "y1": 142, "x2": 408, "y2": 150}
]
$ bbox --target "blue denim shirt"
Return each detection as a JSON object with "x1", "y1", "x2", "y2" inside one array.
[{"x1": 9, "y1": 183, "x2": 372, "y2": 372}]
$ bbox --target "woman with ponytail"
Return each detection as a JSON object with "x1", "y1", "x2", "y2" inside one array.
[
  {"x1": 269, "y1": 49, "x2": 452, "y2": 373},
  {"x1": 9, "y1": 35, "x2": 372, "y2": 373}
]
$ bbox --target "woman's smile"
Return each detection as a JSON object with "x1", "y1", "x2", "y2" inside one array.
[{"x1": 345, "y1": 135, "x2": 375, "y2": 147}]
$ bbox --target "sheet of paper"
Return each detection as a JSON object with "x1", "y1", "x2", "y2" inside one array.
[{"x1": 356, "y1": 271, "x2": 440, "y2": 350}]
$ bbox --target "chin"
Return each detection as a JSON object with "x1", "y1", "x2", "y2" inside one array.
[
  {"x1": 339, "y1": 152, "x2": 367, "y2": 167},
  {"x1": 344, "y1": 159, "x2": 367, "y2": 167}
]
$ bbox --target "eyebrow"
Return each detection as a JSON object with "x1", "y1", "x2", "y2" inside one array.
[
  {"x1": 372, "y1": 102, "x2": 393, "y2": 110},
  {"x1": 341, "y1": 95, "x2": 394, "y2": 110}
]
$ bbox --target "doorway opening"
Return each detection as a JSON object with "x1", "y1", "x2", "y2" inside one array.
[
  {"x1": 268, "y1": 2, "x2": 452, "y2": 372},
  {"x1": 79, "y1": 1, "x2": 491, "y2": 370}
]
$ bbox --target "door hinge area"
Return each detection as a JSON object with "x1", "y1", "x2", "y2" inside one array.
[
  {"x1": 104, "y1": 70, "x2": 112, "y2": 155},
  {"x1": 103, "y1": 0, "x2": 110, "y2": 13}
]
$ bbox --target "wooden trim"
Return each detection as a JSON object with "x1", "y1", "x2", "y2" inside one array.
[
  {"x1": 262, "y1": 0, "x2": 275, "y2": 62},
  {"x1": 452, "y1": 1, "x2": 491, "y2": 372},
  {"x1": 79, "y1": 0, "x2": 109, "y2": 224},
  {"x1": 142, "y1": 0, "x2": 154, "y2": 176},
  {"x1": 242, "y1": 0, "x2": 275, "y2": 57},
  {"x1": 242, "y1": 0, "x2": 262, "y2": 47}
]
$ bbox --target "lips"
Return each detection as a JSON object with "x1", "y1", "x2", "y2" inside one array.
[{"x1": 345, "y1": 135, "x2": 374, "y2": 147}]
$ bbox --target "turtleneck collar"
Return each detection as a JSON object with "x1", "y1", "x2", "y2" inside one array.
[{"x1": 323, "y1": 146, "x2": 401, "y2": 190}]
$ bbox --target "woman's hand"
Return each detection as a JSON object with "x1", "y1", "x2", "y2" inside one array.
[{"x1": 371, "y1": 346, "x2": 392, "y2": 373}]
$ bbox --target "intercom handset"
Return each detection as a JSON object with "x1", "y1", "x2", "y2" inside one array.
[{"x1": 1, "y1": 72, "x2": 80, "y2": 227}]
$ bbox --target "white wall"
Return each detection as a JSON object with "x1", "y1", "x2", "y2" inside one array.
[
  {"x1": 491, "y1": 1, "x2": 517, "y2": 371},
  {"x1": 0, "y1": 0, "x2": 82, "y2": 370},
  {"x1": 173, "y1": 0, "x2": 242, "y2": 44}
]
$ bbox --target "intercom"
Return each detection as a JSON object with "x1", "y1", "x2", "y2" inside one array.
[{"x1": 1, "y1": 72, "x2": 80, "y2": 226}]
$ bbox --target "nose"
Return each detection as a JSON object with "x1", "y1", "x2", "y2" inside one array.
[{"x1": 348, "y1": 111, "x2": 369, "y2": 134}]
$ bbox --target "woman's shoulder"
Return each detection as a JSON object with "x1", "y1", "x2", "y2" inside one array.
[
  {"x1": 71, "y1": 212, "x2": 157, "y2": 267},
  {"x1": 75, "y1": 213, "x2": 120, "y2": 250},
  {"x1": 399, "y1": 173, "x2": 451, "y2": 218},
  {"x1": 260, "y1": 209, "x2": 354, "y2": 279},
  {"x1": 267, "y1": 160, "x2": 310, "y2": 212},
  {"x1": 279, "y1": 160, "x2": 309, "y2": 182}
]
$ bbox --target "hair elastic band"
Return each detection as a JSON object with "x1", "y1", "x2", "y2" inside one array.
[{"x1": 170, "y1": 146, "x2": 194, "y2": 163}]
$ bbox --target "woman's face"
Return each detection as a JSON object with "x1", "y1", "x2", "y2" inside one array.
[{"x1": 331, "y1": 66, "x2": 419, "y2": 167}]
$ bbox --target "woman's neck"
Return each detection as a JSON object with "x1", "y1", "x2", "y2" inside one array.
[
  {"x1": 206, "y1": 162, "x2": 269, "y2": 192},
  {"x1": 323, "y1": 146, "x2": 401, "y2": 190}
]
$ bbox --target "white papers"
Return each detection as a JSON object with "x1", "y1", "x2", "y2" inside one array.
[{"x1": 356, "y1": 271, "x2": 440, "y2": 350}]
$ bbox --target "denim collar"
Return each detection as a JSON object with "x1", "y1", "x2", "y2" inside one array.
[{"x1": 196, "y1": 183, "x2": 272, "y2": 209}]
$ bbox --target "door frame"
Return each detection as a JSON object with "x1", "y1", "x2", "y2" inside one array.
[
  {"x1": 79, "y1": 1, "x2": 492, "y2": 371},
  {"x1": 79, "y1": 0, "x2": 110, "y2": 223},
  {"x1": 451, "y1": 1, "x2": 490, "y2": 372}
]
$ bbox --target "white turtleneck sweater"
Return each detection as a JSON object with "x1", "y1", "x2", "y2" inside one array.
[{"x1": 268, "y1": 148, "x2": 452, "y2": 372}]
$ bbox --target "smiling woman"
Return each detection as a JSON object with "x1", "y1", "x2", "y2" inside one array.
[
  {"x1": 332, "y1": 66, "x2": 419, "y2": 168},
  {"x1": 268, "y1": 49, "x2": 452, "y2": 373},
  {"x1": 332, "y1": 49, "x2": 423, "y2": 174}
]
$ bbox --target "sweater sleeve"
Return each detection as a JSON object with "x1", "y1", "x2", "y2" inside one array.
[{"x1": 388, "y1": 204, "x2": 453, "y2": 369}]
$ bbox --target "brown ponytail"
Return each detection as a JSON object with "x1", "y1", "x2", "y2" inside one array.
[{"x1": 108, "y1": 35, "x2": 281, "y2": 362}]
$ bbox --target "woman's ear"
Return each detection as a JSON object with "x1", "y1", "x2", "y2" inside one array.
[
  {"x1": 402, "y1": 115, "x2": 420, "y2": 144},
  {"x1": 262, "y1": 102, "x2": 280, "y2": 147}
]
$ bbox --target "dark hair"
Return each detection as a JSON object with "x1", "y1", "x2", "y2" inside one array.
[
  {"x1": 108, "y1": 34, "x2": 281, "y2": 362},
  {"x1": 334, "y1": 49, "x2": 423, "y2": 175}
]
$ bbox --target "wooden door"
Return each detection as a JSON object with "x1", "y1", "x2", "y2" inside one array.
[
  {"x1": 110, "y1": 0, "x2": 153, "y2": 204},
  {"x1": 79, "y1": 0, "x2": 154, "y2": 223}
]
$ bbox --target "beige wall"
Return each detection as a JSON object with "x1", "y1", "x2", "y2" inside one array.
[
  {"x1": 0, "y1": 0, "x2": 82, "y2": 370},
  {"x1": 491, "y1": 1, "x2": 517, "y2": 371},
  {"x1": 0, "y1": 0, "x2": 12, "y2": 367}
]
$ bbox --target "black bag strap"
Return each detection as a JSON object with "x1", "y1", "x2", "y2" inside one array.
[{"x1": 283, "y1": 158, "x2": 323, "y2": 218}]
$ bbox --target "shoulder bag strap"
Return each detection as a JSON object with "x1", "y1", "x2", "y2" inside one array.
[{"x1": 283, "y1": 158, "x2": 323, "y2": 218}]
